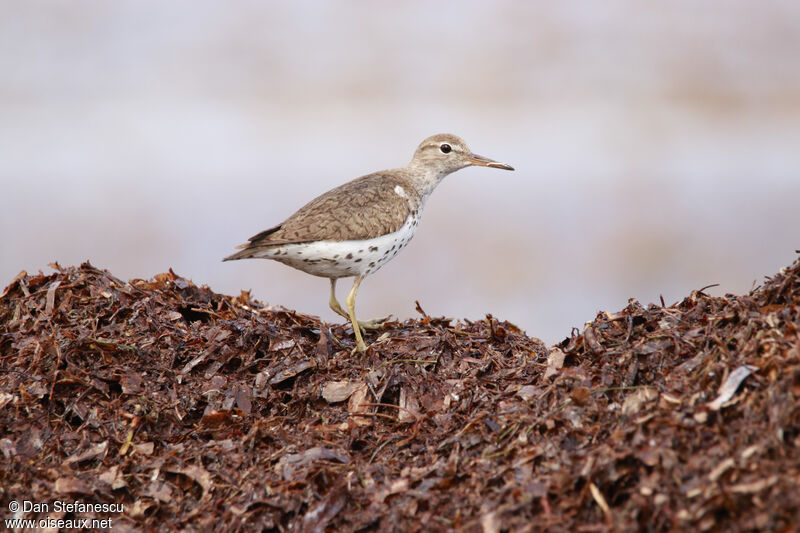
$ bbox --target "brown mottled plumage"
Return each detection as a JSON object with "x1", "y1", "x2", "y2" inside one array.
[
  {"x1": 228, "y1": 172, "x2": 422, "y2": 253},
  {"x1": 224, "y1": 133, "x2": 514, "y2": 352}
]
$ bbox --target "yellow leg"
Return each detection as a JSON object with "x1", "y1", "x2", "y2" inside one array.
[
  {"x1": 346, "y1": 276, "x2": 368, "y2": 352},
  {"x1": 329, "y1": 278, "x2": 388, "y2": 332},
  {"x1": 329, "y1": 278, "x2": 350, "y2": 320}
]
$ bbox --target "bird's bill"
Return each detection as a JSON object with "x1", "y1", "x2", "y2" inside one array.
[{"x1": 466, "y1": 153, "x2": 515, "y2": 171}]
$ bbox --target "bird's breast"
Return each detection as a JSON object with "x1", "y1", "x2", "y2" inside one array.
[{"x1": 262, "y1": 214, "x2": 421, "y2": 279}]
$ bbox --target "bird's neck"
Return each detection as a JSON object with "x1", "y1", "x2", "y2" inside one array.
[{"x1": 405, "y1": 163, "x2": 454, "y2": 201}]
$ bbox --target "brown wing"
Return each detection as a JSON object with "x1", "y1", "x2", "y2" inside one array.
[{"x1": 224, "y1": 172, "x2": 416, "y2": 261}]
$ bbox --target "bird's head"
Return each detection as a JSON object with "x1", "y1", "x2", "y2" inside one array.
[{"x1": 409, "y1": 133, "x2": 514, "y2": 176}]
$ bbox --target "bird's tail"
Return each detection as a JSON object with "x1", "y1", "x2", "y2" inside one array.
[
  {"x1": 222, "y1": 224, "x2": 283, "y2": 262},
  {"x1": 222, "y1": 246, "x2": 257, "y2": 262}
]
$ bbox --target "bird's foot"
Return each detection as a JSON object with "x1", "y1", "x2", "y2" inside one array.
[
  {"x1": 351, "y1": 339, "x2": 368, "y2": 355},
  {"x1": 346, "y1": 318, "x2": 388, "y2": 354},
  {"x1": 356, "y1": 315, "x2": 391, "y2": 332}
]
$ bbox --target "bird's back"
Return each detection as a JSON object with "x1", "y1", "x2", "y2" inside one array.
[{"x1": 224, "y1": 171, "x2": 422, "y2": 261}]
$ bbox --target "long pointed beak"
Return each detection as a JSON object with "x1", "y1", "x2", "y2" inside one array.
[{"x1": 466, "y1": 153, "x2": 514, "y2": 171}]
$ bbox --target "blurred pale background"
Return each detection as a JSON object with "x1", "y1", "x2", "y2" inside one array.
[{"x1": 2, "y1": 2, "x2": 799, "y2": 344}]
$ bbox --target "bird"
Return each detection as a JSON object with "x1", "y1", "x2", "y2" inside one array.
[{"x1": 224, "y1": 133, "x2": 514, "y2": 352}]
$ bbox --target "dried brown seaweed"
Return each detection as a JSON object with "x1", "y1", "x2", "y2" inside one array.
[{"x1": 1, "y1": 255, "x2": 799, "y2": 531}]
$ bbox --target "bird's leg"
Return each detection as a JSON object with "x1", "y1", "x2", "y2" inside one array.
[
  {"x1": 345, "y1": 276, "x2": 368, "y2": 353},
  {"x1": 328, "y1": 278, "x2": 350, "y2": 320},
  {"x1": 329, "y1": 278, "x2": 388, "y2": 332}
]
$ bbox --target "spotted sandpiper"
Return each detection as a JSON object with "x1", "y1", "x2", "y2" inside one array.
[{"x1": 224, "y1": 133, "x2": 514, "y2": 352}]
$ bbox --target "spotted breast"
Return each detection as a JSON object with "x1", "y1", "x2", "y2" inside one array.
[
  {"x1": 226, "y1": 172, "x2": 425, "y2": 279},
  {"x1": 265, "y1": 212, "x2": 420, "y2": 278}
]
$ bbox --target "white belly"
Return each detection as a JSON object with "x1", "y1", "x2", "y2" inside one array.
[{"x1": 259, "y1": 215, "x2": 419, "y2": 278}]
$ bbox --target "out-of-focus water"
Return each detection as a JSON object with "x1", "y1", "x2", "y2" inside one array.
[{"x1": 2, "y1": 1, "x2": 799, "y2": 344}]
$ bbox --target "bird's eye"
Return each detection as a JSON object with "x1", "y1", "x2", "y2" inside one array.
[{"x1": 440, "y1": 144, "x2": 452, "y2": 154}]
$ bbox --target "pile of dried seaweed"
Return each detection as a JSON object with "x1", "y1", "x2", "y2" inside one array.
[{"x1": 1, "y1": 255, "x2": 798, "y2": 531}]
